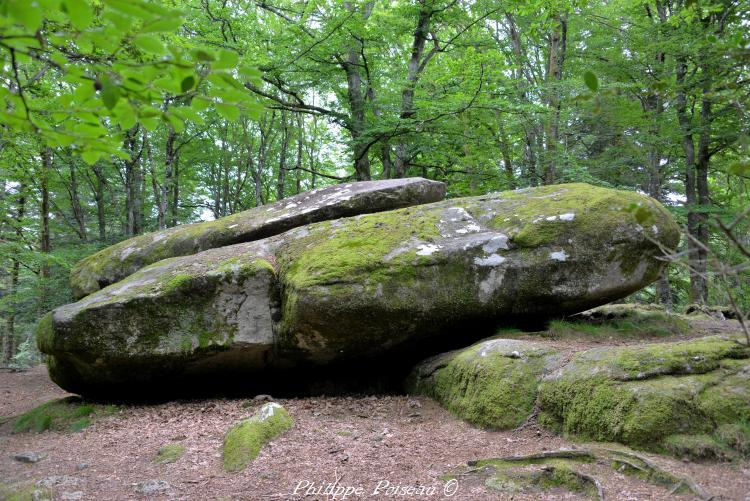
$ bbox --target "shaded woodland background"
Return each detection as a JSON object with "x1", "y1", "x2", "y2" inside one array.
[{"x1": 1, "y1": 0, "x2": 749, "y2": 366}]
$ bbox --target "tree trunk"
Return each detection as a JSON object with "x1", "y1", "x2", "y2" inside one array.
[
  {"x1": 3, "y1": 187, "x2": 25, "y2": 364},
  {"x1": 295, "y1": 113, "x2": 303, "y2": 194},
  {"x1": 694, "y1": 69, "x2": 712, "y2": 303},
  {"x1": 164, "y1": 126, "x2": 177, "y2": 228},
  {"x1": 676, "y1": 59, "x2": 707, "y2": 304},
  {"x1": 543, "y1": 13, "x2": 567, "y2": 185},
  {"x1": 91, "y1": 164, "x2": 106, "y2": 240},
  {"x1": 276, "y1": 112, "x2": 289, "y2": 201},
  {"x1": 123, "y1": 125, "x2": 143, "y2": 236},
  {"x1": 147, "y1": 134, "x2": 166, "y2": 230},
  {"x1": 68, "y1": 161, "x2": 87, "y2": 241},
  {"x1": 39, "y1": 147, "x2": 51, "y2": 315},
  {"x1": 342, "y1": 2, "x2": 373, "y2": 181},
  {"x1": 497, "y1": 119, "x2": 516, "y2": 189},
  {"x1": 644, "y1": 37, "x2": 672, "y2": 310},
  {"x1": 394, "y1": 5, "x2": 435, "y2": 178}
]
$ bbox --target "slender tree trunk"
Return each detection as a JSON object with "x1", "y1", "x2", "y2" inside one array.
[
  {"x1": 676, "y1": 59, "x2": 707, "y2": 304},
  {"x1": 68, "y1": 161, "x2": 87, "y2": 241},
  {"x1": 295, "y1": 113, "x2": 303, "y2": 194},
  {"x1": 644, "y1": 44, "x2": 672, "y2": 309},
  {"x1": 277, "y1": 112, "x2": 289, "y2": 201},
  {"x1": 3, "y1": 187, "x2": 25, "y2": 364},
  {"x1": 543, "y1": 14, "x2": 567, "y2": 185},
  {"x1": 147, "y1": 135, "x2": 166, "y2": 230},
  {"x1": 171, "y1": 158, "x2": 179, "y2": 227},
  {"x1": 694, "y1": 69, "x2": 712, "y2": 303},
  {"x1": 501, "y1": 13, "x2": 539, "y2": 186},
  {"x1": 164, "y1": 126, "x2": 177, "y2": 228},
  {"x1": 39, "y1": 147, "x2": 51, "y2": 315},
  {"x1": 394, "y1": 5, "x2": 436, "y2": 178},
  {"x1": 342, "y1": 2, "x2": 373, "y2": 181},
  {"x1": 497, "y1": 119, "x2": 516, "y2": 189},
  {"x1": 91, "y1": 164, "x2": 106, "y2": 240},
  {"x1": 123, "y1": 126, "x2": 143, "y2": 236}
]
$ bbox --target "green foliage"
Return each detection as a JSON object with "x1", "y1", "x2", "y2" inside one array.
[{"x1": 0, "y1": 0, "x2": 262, "y2": 161}]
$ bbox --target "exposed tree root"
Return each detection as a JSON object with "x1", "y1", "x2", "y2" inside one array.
[{"x1": 456, "y1": 446, "x2": 710, "y2": 500}]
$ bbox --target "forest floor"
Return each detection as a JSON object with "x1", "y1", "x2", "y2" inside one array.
[{"x1": 1, "y1": 318, "x2": 750, "y2": 501}]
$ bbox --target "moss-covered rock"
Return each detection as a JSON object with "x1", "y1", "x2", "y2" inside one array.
[
  {"x1": 406, "y1": 339, "x2": 561, "y2": 429},
  {"x1": 538, "y1": 335, "x2": 750, "y2": 456},
  {"x1": 222, "y1": 402, "x2": 293, "y2": 472},
  {"x1": 39, "y1": 242, "x2": 279, "y2": 395},
  {"x1": 276, "y1": 183, "x2": 679, "y2": 363},
  {"x1": 70, "y1": 178, "x2": 446, "y2": 299},
  {"x1": 39, "y1": 183, "x2": 679, "y2": 395}
]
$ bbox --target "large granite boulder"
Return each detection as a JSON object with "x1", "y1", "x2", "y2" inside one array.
[
  {"x1": 70, "y1": 178, "x2": 446, "y2": 298},
  {"x1": 406, "y1": 338, "x2": 562, "y2": 429},
  {"x1": 538, "y1": 335, "x2": 750, "y2": 458},
  {"x1": 38, "y1": 183, "x2": 680, "y2": 395}
]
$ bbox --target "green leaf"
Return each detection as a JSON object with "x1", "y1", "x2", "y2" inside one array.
[
  {"x1": 114, "y1": 103, "x2": 137, "y2": 129},
  {"x1": 243, "y1": 101, "x2": 264, "y2": 120},
  {"x1": 191, "y1": 97, "x2": 210, "y2": 111},
  {"x1": 583, "y1": 71, "x2": 598, "y2": 92},
  {"x1": 133, "y1": 35, "x2": 166, "y2": 55},
  {"x1": 140, "y1": 116, "x2": 160, "y2": 131},
  {"x1": 213, "y1": 49, "x2": 239, "y2": 70},
  {"x1": 141, "y1": 17, "x2": 184, "y2": 33},
  {"x1": 64, "y1": 0, "x2": 94, "y2": 31},
  {"x1": 104, "y1": 0, "x2": 152, "y2": 19},
  {"x1": 153, "y1": 77, "x2": 181, "y2": 94},
  {"x1": 81, "y1": 149, "x2": 102, "y2": 165},
  {"x1": 181, "y1": 76, "x2": 196, "y2": 93},
  {"x1": 192, "y1": 49, "x2": 215, "y2": 62},
  {"x1": 100, "y1": 82, "x2": 120, "y2": 110},
  {"x1": 172, "y1": 106, "x2": 203, "y2": 124},
  {"x1": 73, "y1": 82, "x2": 96, "y2": 102},
  {"x1": 215, "y1": 103, "x2": 239, "y2": 121},
  {"x1": 166, "y1": 113, "x2": 185, "y2": 133},
  {"x1": 8, "y1": 0, "x2": 43, "y2": 31}
]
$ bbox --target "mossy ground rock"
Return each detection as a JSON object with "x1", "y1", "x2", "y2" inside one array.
[
  {"x1": 406, "y1": 339, "x2": 561, "y2": 429},
  {"x1": 538, "y1": 335, "x2": 750, "y2": 456},
  {"x1": 70, "y1": 178, "x2": 445, "y2": 299},
  {"x1": 40, "y1": 183, "x2": 679, "y2": 395},
  {"x1": 222, "y1": 402, "x2": 293, "y2": 472}
]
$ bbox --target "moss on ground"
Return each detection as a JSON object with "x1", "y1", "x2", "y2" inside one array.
[
  {"x1": 13, "y1": 397, "x2": 117, "y2": 434},
  {"x1": 222, "y1": 403, "x2": 293, "y2": 472},
  {"x1": 0, "y1": 483, "x2": 53, "y2": 501},
  {"x1": 662, "y1": 434, "x2": 735, "y2": 461},
  {"x1": 154, "y1": 444, "x2": 186, "y2": 464}
]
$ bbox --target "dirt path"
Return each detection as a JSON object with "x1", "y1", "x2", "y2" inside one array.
[{"x1": 2, "y1": 320, "x2": 750, "y2": 500}]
